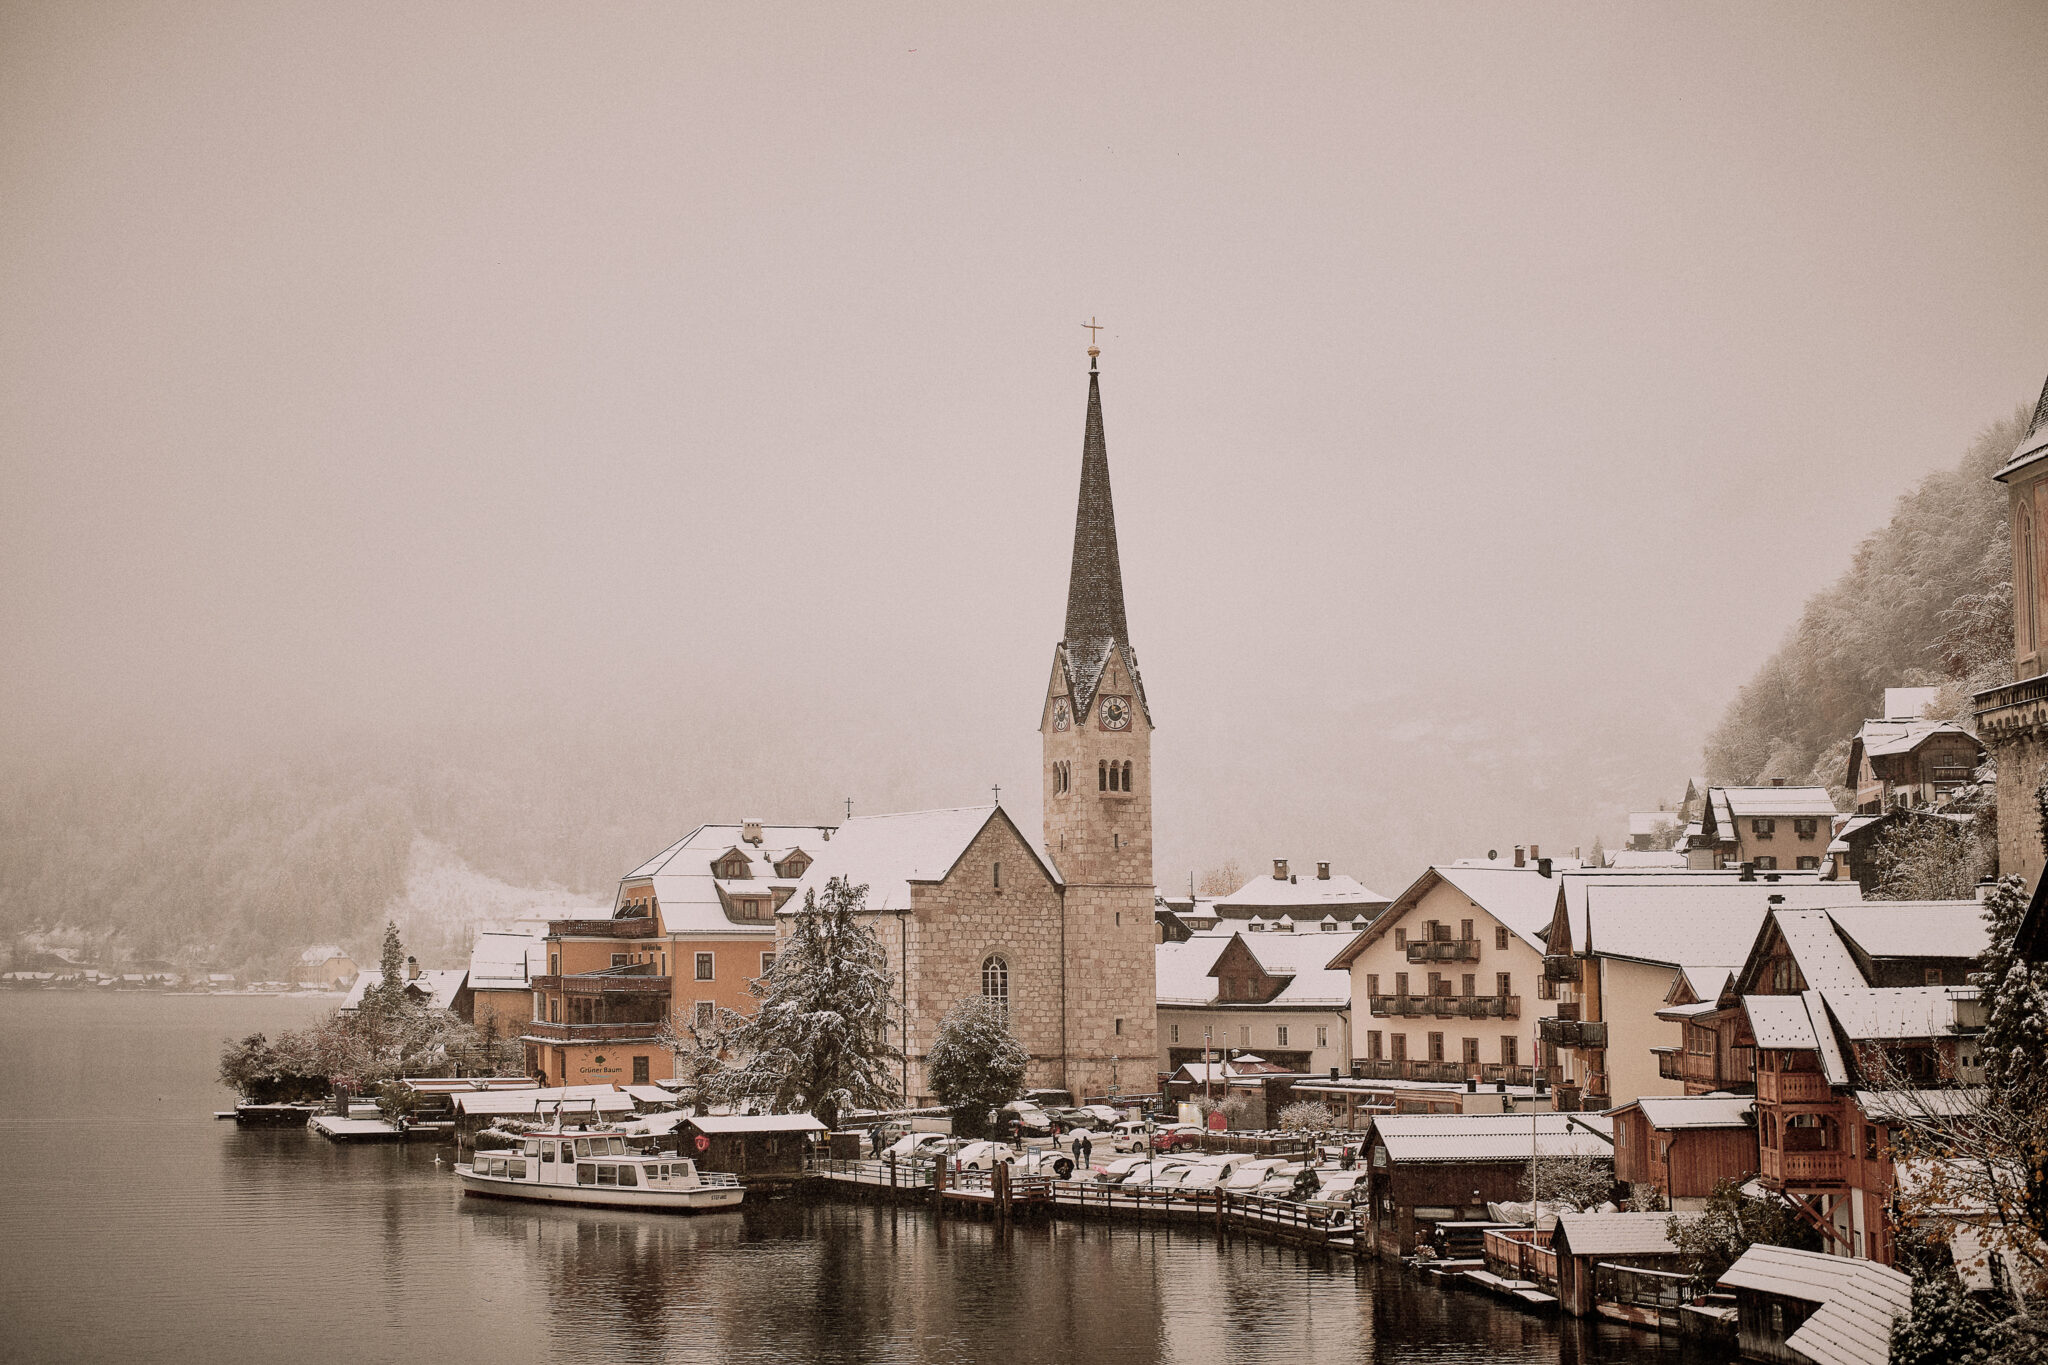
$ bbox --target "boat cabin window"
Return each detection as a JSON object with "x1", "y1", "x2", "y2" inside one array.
[
  {"x1": 577, "y1": 1163, "x2": 594, "y2": 1185},
  {"x1": 523, "y1": 1140, "x2": 540, "y2": 1157},
  {"x1": 618, "y1": 1166, "x2": 638, "y2": 1187},
  {"x1": 540, "y1": 1143, "x2": 554, "y2": 1163},
  {"x1": 507, "y1": 1159, "x2": 526, "y2": 1178},
  {"x1": 595, "y1": 1165, "x2": 619, "y2": 1186},
  {"x1": 608, "y1": 1138, "x2": 626, "y2": 1155},
  {"x1": 574, "y1": 1139, "x2": 591, "y2": 1158}
]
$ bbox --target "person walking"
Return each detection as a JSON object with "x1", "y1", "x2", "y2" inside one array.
[{"x1": 1076, "y1": 1130, "x2": 1092, "y2": 1170}]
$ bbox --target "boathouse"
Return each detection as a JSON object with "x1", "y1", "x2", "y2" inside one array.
[
  {"x1": 1550, "y1": 1211, "x2": 1700, "y2": 1322},
  {"x1": 1361, "y1": 1112, "x2": 1615, "y2": 1257},
  {"x1": 679, "y1": 1114, "x2": 829, "y2": 1179},
  {"x1": 1717, "y1": 1243, "x2": 1910, "y2": 1365}
]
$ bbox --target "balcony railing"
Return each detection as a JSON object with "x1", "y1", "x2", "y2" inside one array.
[
  {"x1": 1758, "y1": 1070, "x2": 1833, "y2": 1104},
  {"x1": 522, "y1": 1020, "x2": 665, "y2": 1044},
  {"x1": 531, "y1": 974, "x2": 672, "y2": 996},
  {"x1": 1479, "y1": 1064, "x2": 1535, "y2": 1086},
  {"x1": 1761, "y1": 1146, "x2": 1844, "y2": 1186},
  {"x1": 1347, "y1": 1058, "x2": 1475, "y2": 1083},
  {"x1": 1406, "y1": 939, "x2": 1482, "y2": 963},
  {"x1": 1578, "y1": 1020, "x2": 1608, "y2": 1049},
  {"x1": 546, "y1": 918, "x2": 659, "y2": 939},
  {"x1": 1543, "y1": 954, "x2": 1582, "y2": 984},
  {"x1": 1538, "y1": 1017, "x2": 1583, "y2": 1047},
  {"x1": 1654, "y1": 1046, "x2": 1682, "y2": 1081}
]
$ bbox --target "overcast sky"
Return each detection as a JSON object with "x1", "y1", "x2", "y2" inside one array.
[{"x1": 3, "y1": 3, "x2": 2045, "y2": 894}]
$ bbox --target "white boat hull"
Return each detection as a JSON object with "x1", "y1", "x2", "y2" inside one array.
[{"x1": 457, "y1": 1167, "x2": 744, "y2": 1213}]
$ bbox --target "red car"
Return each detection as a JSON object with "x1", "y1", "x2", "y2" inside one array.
[{"x1": 1151, "y1": 1125, "x2": 1205, "y2": 1153}]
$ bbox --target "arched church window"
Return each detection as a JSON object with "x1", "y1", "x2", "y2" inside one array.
[
  {"x1": 1099, "y1": 760, "x2": 1108, "y2": 791},
  {"x1": 2020, "y1": 504, "x2": 2038, "y2": 655},
  {"x1": 1120, "y1": 760, "x2": 1132, "y2": 792},
  {"x1": 982, "y1": 954, "x2": 1009, "y2": 1009}
]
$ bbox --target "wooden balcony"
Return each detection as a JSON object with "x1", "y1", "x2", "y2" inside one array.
[
  {"x1": 522, "y1": 1020, "x2": 664, "y2": 1044},
  {"x1": 1539, "y1": 1016, "x2": 1583, "y2": 1047},
  {"x1": 1760, "y1": 1145, "x2": 1844, "y2": 1186},
  {"x1": 1543, "y1": 954, "x2": 1582, "y2": 984},
  {"x1": 546, "y1": 917, "x2": 659, "y2": 939},
  {"x1": 1758, "y1": 1070, "x2": 1832, "y2": 1104},
  {"x1": 1407, "y1": 938, "x2": 1482, "y2": 964},
  {"x1": 1654, "y1": 1046, "x2": 1682, "y2": 1081}
]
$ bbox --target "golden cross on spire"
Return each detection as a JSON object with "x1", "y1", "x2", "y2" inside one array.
[{"x1": 1082, "y1": 316, "x2": 1103, "y2": 356}]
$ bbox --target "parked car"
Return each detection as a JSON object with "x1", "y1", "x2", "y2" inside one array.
[
  {"x1": 1120, "y1": 1159, "x2": 1192, "y2": 1189},
  {"x1": 1252, "y1": 1162, "x2": 1310, "y2": 1197},
  {"x1": 1161, "y1": 1160, "x2": 1239, "y2": 1193},
  {"x1": 1151, "y1": 1124, "x2": 1206, "y2": 1153},
  {"x1": 951, "y1": 1141, "x2": 1018, "y2": 1171},
  {"x1": 1222, "y1": 1158, "x2": 1291, "y2": 1192},
  {"x1": 1012, "y1": 1149, "x2": 1076, "y2": 1180},
  {"x1": 884, "y1": 1132, "x2": 952, "y2": 1161},
  {"x1": 1106, "y1": 1120, "x2": 1152, "y2": 1152},
  {"x1": 1093, "y1": 1154, "x2": 1162, "y2": 1184},
  {"x1": 1079, "y1": 1104, "x2": 1123, "y2": 1125},
  {"x1": 1305, "y1": 1170, "x2": 1366, "y2": 1206}
]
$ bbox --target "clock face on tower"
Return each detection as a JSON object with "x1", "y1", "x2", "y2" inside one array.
[
  {"x1": 1052, "y1": 697, "x2": 1071, "y2": 731},
  {"x1": 1098, "y1": 695, "x2": 1132, "y2": 731}
]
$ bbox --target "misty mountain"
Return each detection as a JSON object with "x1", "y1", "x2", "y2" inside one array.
[{"x1": 1704, "y1": 407, "x2": 2029, "y2": 797}]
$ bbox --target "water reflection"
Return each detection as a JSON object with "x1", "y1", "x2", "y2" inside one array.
[{"x1": 1, "y1": 995, "x2": 1717, "y2": 1365}]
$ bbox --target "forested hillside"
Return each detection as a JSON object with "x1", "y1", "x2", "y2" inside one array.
[{"x1": 1703, "y1": 408, "x2": 2030, "y2": 796}]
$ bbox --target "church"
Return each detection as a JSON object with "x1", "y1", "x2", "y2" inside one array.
[{"x1": 780, "y1": 349, "x2": 1160, "y2": 1106}]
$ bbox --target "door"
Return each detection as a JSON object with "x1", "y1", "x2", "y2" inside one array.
[{"x1": 632, "y1": 1055, "x2": 649, "y2": 1086}]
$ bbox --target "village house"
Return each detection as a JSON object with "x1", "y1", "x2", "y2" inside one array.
[
  {"x1": 1974, "y1": 374, "x2": 2048, "y2": 887},
  {"x1": 1360, "y1": 1111, "x2": 1615, "y2": 1257},
  {"x1": 1718, "y1": 1243, "x2": 1912, "y2": 1365},
  {"x1": 1730, "y1": 901, "x2": 1989, "y2": 1264},
  {"x1": 1608, "y1": 1094, "x2": 1757, "y2": 1211},
  {"x1": 1550, "y1": 1211, "x2": 1704, "y2": 1323},
  {"x1": 1538, "y1": 870, "x2": 1854, "y2": 1109},
  {"x1": 1290, "y1": 1074, "x2": 1552, "y2": 1131},
  {"x1": 463, "y1": 927, "x2": 544, "y2": 1040},
  {"x1": 1210, "y1": 859, "x2": 1390, "y2": 925},
  {"x1": 527, "y1": 820, "x2": 826, "y2": 1088},
  {"x1": 343, "y1": 956, "x2": 467, "y2": 1014},
  {"x1": 1844, "y1": 687, "x2": 1985, "y2": 814},
  {"x1": 293, "y1": 944, "x2": 358, "y2": 989},
  {"x1": 1155, "y1": 924, "x2": 1357, "y2": 1075},
  {"x1": 1687, "y1": 785, "x2": 1838, "y2": 872},
  {"x1": 1327, "y1": 861, "x2": 1565, "y2": 1088}
]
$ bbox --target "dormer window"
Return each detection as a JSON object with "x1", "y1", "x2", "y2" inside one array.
[
  {"x1": 773, "y1": 851, "x2": 811, "y2": 879},
  {"x1": 715, "y1": 850, "x2": 753, "y2": 880}
]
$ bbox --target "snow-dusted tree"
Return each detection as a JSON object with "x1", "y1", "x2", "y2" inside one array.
[
  {"x1": 1531, "y1": 1151, "x2": 1617, "y2": 1211},
  {"x1": 926, "y1": 995, "x2": 1027, "y2": 1138},
  {"x1": 704, "y1": 877, "x2": 899, "y2": 1129},
  {"x1": 1868, "y1": 812, "x2": 1991, "y2": 901},
  {"x1": 359, "y1": 920, "x2": 408, "y2": 1021},
  {"x1": 1277, "y1": 1099, "x2": 1336, "y2": 1134},
  {"x1": 1197, "y1": 859, "x2": 1247, "y2": 896},
  {"x1": 657, "y1": 1002, "x2": 741, "y2": 1102},
  {"x1": 1667, "y1": 1179, "x2": 1824, "y2": 1291},
  {"x1": 1587, "y1": 836, "x2": 1608, "y2": 869}
]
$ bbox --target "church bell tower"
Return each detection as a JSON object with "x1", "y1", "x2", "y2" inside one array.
[{"x1": 1041, "y1": 340, "x2": 1157, "y2": 1099}]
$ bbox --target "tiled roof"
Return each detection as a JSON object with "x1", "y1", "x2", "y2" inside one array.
[
  {"x1": 1718, "y1": 1244, "x2": 1911, "y2": 1365},
  {"x1": 1743, "y1": 993, "x2": 1821, "y2": 1050},
  {"x1": 1060, "y1": 365, "x2": 1146, "y2": 725},
  {"x1": 1768, "y1": 910, "x2": 1869, "y2": 990},
  {"x1": 1995, "y1": 371, "x2": 2048, "y2": 482}
]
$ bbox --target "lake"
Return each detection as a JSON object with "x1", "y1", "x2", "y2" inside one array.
[{"x1": 0, "y1": 992, "x2": 1714, "y2": 1363}]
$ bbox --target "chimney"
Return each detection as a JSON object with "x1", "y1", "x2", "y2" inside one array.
[
  {"x1": 1767, "y1": 893, "x2": 1785, "y2": 906},
  {"x1": 1529, "y1": 844, "x2": 1540, "y2": 862},
  {"x1": 1514, "y1": 845, "x2": 1526, "y2": 868},
  {"x1": 1273, "y1": 859, "x2": 1289, "y2": 880},
  {"x1": 1316, "y1": 862, "x2": 1330, "y2": 881},
  {"x1": 406, "y1": 955, "x2": 420, "y2": 981},
  {"x1": 1329, "y1": 1066, "x2": 1340, "y2": 1081},
  {"x1": 1537, "y1": 857, "x2": 1553, "y2": 878},
  {"x1": 1739, "y1": 862, "x2": 1756, "y2": 882},
  {"x1": 742, "y1": 819, "x2": 764, "y2": 845},
  {"x1": 1289, "y1": 873, "x2": 1297, "y2": 884},
  {"x1": 1466, "y1": 1077, "x2": 1477, "y2": 1092}
]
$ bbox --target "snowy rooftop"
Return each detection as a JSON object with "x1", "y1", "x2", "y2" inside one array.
[
  {"x1": 621, "y1": 821, "x2": 838, "y2": 936},
  {"x1": 1629, "y1": 1095, "x2": 1754, "y2": 1130},
  {"x1": 1156, "y1": 929, "x2": 1359, "y2": 1008},
  {"x1": 777, "y1": 806, "x2": 1059, "y2": 914},
  {"x1": 1558, "y1": 875, "x2": 1856, "y2": 968},
  {"x1": 467, "y1": 929, "x2": 544, "y2": 991},
  {"x1": 1216, "y1": 869, "x2": 1390, "y2": 911},
  {"x1": 1852, "y1": 716, "x2": 1973, "y2": 760},
  {"x1": 1370, "y1": 1112, "x2": 1612, "y2": 1164},
  {"x1": 1822, "y1": 985, "x2": 1978, "y2": 1040},
  {"x1": 1607, "y1": 850, "x2": 1685, "y2": 869},
  {"x1": 299, "y1": 944, "x2": 351, "y2": 963},
  {"x1": 685, "y1": 1113, "x2": 829, "y2": 1135},
  {"x1": 1714, "y1": 786, "x2": 1839, "y2": 819},
  {"x1": 1718, "y1": 1244, "x2": 1911, "y2": 1365},
  {"x1": 1555, "y1": 1211, "x2": 1698, "y2": 1257},
  {"x1": 342, "y1": 967, "x2": 465, "y2": 1012},
  {"x1": 1826, "y1": 901, "x2": 1990, "y2": 961}
]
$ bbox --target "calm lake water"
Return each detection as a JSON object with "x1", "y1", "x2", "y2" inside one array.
[{"x1": 0, "y1": 993, "x2": 1716, "y2": 1364}]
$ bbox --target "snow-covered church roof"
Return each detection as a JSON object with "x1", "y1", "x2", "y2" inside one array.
[{"x1": 777, "y1": 805, "x2": 1061, "y2": 914}]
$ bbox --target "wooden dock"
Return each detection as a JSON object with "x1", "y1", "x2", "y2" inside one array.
[{"x1": 807, "y1": 1159, "x2": 1358, "y2": 1251}]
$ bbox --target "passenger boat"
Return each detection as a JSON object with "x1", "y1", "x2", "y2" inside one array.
[{"x1": 456, "y1": 1126, "x2": 744, "y2": 1212}]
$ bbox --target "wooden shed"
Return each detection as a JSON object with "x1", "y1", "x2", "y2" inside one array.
[
  {"x1": 1718, "y1": 1243, "x2": 1910, "y2": 1365},
  {"x1": 680, "y1": 1114, "x2": 828, "y2": 1180},
  {"x1": 1609, "y1": 1094, "x2": 1757, "y2": 1210},
  {"x1": 1362, "y1": 1112, "x2": 1615, "y2": 1258},
  {"x1": 1550, "y1": 1211, "x2": 1699, "y2": 1322}
]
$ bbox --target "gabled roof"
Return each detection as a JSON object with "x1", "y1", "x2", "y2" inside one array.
[
  {"x1": 299, "y1": 944, "x2": 351, "y2": 964},
  {"x1": 1994, "y1": 371, "x2": 2048, "y2": 483},
  {"x1": 685, "y1": 1113, "x2": 829, "y2": 1135},
  {"x1": 623, "y1": 821, "x2": 838, "y2": 935},
  {"x1": 1216, "y1": 870, "x2": 1391, "y2": 910},
  {"x1": 1743, "y1": 993, "x2": 1822, "y2": 1050},
  {"x1": 1551, "y1": 874, "x2": 1856, "y2": 969},
  {"x1": 1157, "y1": 930, "x2": 1358, "y2": 1008},
  {"x1": 1369, "y1": 1112, "x2": 1613, "y2": 1163},
  {"x1": 1554, "y1": 1211, "x2": 1698, "y2": 1257},
  {"x1": 467, "y1": 929, "x2": 544, "y2": 991},
  {"x1": 1826, "y1": 901, "x2": 1991, "y2": 961},
  {"x1": 1700, "y1": 786, "x2": 1838, "y2": 845},
  {"x1": 343, "y1": 968, "x2": 466, "y2": 1012},
  {"x1": 1718, "y1": 1244, "x2": 1911, "y2": 1365},
  {"x1": 1821, "y1": 985, "x2": 1978, "y2": 1040},
  {"x1": 778, "y1": 806, "x2": 1061, "y2": 914},
  {"x1": 1328, "y1": 863, "x2": 1566, "y2": 969}
]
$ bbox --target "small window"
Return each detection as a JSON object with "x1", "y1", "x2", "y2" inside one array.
[
  {"x1": 1115, "y1": 1017, "x2": 1124, "y2": 1036},
  {"x1": 574, "y1": 1138, "x2": 591, "y2": 1157},
  {"x1": 618, "y1": 1166, "x2": 638, "y2": 1187},
  {"x1": 1460, "y1": 919, "x2": 1473, "y2": 941},
  {"x1": 1276, "y1": 1025, "x2": 1289, "y2": 1046},
  {"x1": 1367, "y1": 1030, "x2": 1383, "y2": 1059},
  {"x1": 993, "y1": 861, "x2": 1001, "y2": 890},
  {"x1": 1754, "y1": 856, "x2": 1778, "y2": 871},
  {"x1": 1316, "y1": 1026, "x2": 1328, "y2": 1048},
  {"x1": 550, "y1": 953, "x2": 560, "y2": 975},
  {"x1": 577, "y1": 1163, "x2": 595, "y2": 1185},
  {"x1": 1794, "y1": 818, "x2": 1819, "y2": 839},
  {"x1": 695, "y1": 1001, "x2": 715, "y2": 1029},
  {"x1": 760, "y1": 952, "x2": 776, "y2": 977},
  {"x1": 632, "y1": 1056, "x2": 649, "y2": 1086},
  {"x1": 1495, "y1": 926, "x2": 1509, "y2": 951},
  {"x1": 983, "y1": 954, "x2": 1010, "y2": 1007},
  {"x1": 612, "y1": 953, "x2": 629, "y2": 967},
  {"x1": 1240, "y1": 1026, "x2": 1251, "y2": 1046},
  {"x1": 1502, "y1": 1036, "x2": 1518, "y2": 1066},
  {"x1": 1428, "y1": 1032, "x2": 1445, "y2": 1062},
  {"x1": 1752, "y1": 818, "x2": 1775, "y2": 838},
  {"x1": 1366, "y1": 973, "x2": 1380, "y2": 998},
  {"x1": 1924, "y1": 968, "x2": 1943, "y2": 986},
  {"x1": 1099, "y1": 760, "x2": 1108, "y2": 791},
  {"x1": 1170, "y1": 1024, "x2": 1180, "y2": 1043},
  {"x1": 1121, "y1": 760, "x2": 1132, "y2": 791},
  {"x1": 596, "y1": 1165, "x2": 618, "y2": 1187},
  {"x1": 1463, "y1": 1038, "x2": 1479, "y2": 1064},
  {"x1": 541, "y1": 1143, "x2": 554, "y2": 1164},
  {"x1": 696, "y1": 953, "x2": 714, "y2": 981},
  {"x1": 1395, "y1": 928, "x2": 1407, "y2": 949},
  {"x1": 1796, "y1": 856, "x2": 1819, "y2": 870}
]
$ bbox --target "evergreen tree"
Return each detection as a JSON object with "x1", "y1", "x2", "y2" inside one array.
[
  {"x1": 926, "y1": 995, "x2": 1028, "y2": 1137},
  {"x1": 363, "y1": 920, "x2": 407, "y2": 1020},
  {"x1": 708, "y1": 878, "x2": 899, "y2": 1129}
]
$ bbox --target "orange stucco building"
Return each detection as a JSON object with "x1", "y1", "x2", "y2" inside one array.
[{"x1": 524, "y1": 822, "x2": 830, "y2": 1087}]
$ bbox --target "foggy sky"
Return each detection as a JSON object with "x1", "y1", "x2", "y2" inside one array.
[{"x1": 4, "y1": 3, "x2": 2046, "y2": 897}]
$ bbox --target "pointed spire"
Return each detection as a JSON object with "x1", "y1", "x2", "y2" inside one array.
[{"x1": 1063, "y1": 362, "x2": 1130, "y2": 657}]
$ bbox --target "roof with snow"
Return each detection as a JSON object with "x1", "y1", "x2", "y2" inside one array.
[
  {"x1": 1825, "y1": 901, "x2": 1991, "y2": 961},
  {"x1": 467, "y1": 929, "x2": 543, "y2": 991},
  {"x1": 449, "y1": 1085, "x2": 637, "y2": 1117},
  {"x1": 1718, "y1": 1244, "x2": 1911, "y2": 1365},
  {"x1": 1607, "y1": 850, "x2": 1686, "y2": 869},
  {"x1": 299, "y1": 945, "x2": 352, "y2": 964},
  {"x1": 1216, "y1": 869, "x2": 1390, "y2": 911},
  {"x1": 1554, "y1": 873, "x2": 1855, "y2": 968},
  {"x1": 1717, "y1": 786, "x2": 1839, "y2": 819},
  {"x1": 1821, "y1": 985, "x2": 1979, "y2": 1040},
  {"x1": 621, "y1": 821, "x2": 837, "y2": 936},
  {"x1": 1369, "y1": 1112, "x2": 1613, "y2": 1164},
  {"x1": 1554, "y1": 1211, "x2": 1699, "y2": 1257},
  {"x1": 684, "y1": 1113, "x2": 829, "y2": 1135},
  {"x1": 1329, "y1": 863, "x2": 1570, "y2": 968},
  {"x1": 1628, "y1": 1095, "x2": 1754, "y2": 1130},
  {"x1": 342, "y1": 967, "x2": 466, "y2": 1012},
  {"x1": 775, "y1": 806, "x2": 1061, "y2": 914},
  {"x1": 1995, "y1": 371, "x2": 2048, "y2": 482},
  {"x1": 1156, "y1": 929, "x2": 1359, "y2": 1009}
]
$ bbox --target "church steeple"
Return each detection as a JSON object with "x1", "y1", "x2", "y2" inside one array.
[{"x1": 1063, "y1": 361, "x2": 1130, "y2": 656}]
